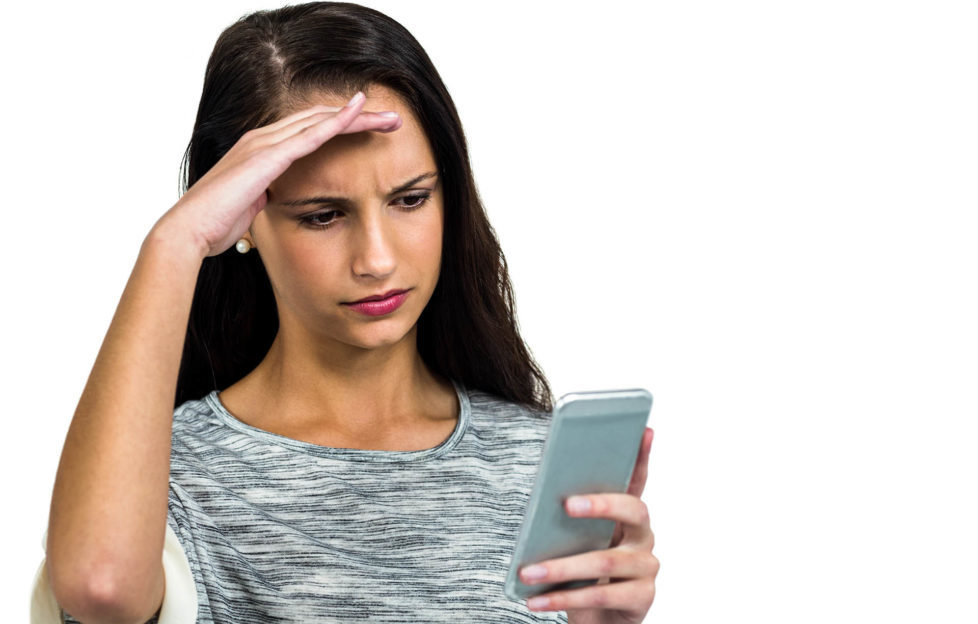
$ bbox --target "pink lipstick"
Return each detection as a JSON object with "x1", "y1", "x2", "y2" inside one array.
[{"x1": 342, "y1": 289, "x2": 410, "y2": 316}]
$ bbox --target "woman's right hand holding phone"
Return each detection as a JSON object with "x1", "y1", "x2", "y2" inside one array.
[{"x1": 152, "y1": 91, "x2": 401, "y2": 258}]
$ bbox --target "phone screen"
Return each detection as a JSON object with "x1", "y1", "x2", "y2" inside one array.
[{"x1": 504, "y1": 388, "x2": 652, "y2": 601}]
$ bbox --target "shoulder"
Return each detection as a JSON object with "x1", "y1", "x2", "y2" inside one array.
[
  {"x1": 465, "y1": 386, "x2": 550, "y2": 421},
  {"x1": 169, "y1": 391, "x2": 233, "y2": 461},
  {"x1": 175, "y1": 391, "x2": 216, "y2": 415},
  {"x1": 173, "y1": 391, "x2": 222, "y2": 429},
  {"x1": 460, "y1": 384, "x2": 553, "y2": 444}
]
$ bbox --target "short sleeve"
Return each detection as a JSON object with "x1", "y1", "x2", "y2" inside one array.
[{"x1": 30, "y1": 521, "x2": 198, "y2": 623}]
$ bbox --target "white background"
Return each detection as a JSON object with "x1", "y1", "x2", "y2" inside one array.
[{"x1": 3, "y1": 1, "x2": 976, "y2": 621}]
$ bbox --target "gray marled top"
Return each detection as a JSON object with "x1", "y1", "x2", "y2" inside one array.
[{"x1": 67, "y1": 379, "x2": 566, "y2": 623}]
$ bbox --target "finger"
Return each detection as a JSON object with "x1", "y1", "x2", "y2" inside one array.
[
  {"x1": 252, "y1": 109, "x2": 344, "y2": 144},
  {"x1": 565, "y1": 493, "x2": 652, "y2": 544},
  {"x1": 247, "y1": 92, "x2": 366, "y2": 150},
  {"x1": 250, "y1": 103, "x2": 345, "y2": 137},
  {"x1": 336, "y1": 110, "x2": 403, "y2": 134},
  {"x1": 526, "y1": 577, "x2": 656, "y2": 614},
  {"x1": 519, "y1": 548, "x2": 656, "y2": 586},
  {"x1": 264, "y1": 99, "x2": 401, "y2": 135},
  {"x1": 263, "y1": 93, "x2": 371, "y2": 164},
  {"x1": 627, "y1": 427, "x2": 654, "y2": 497},
  {"x1": 266, "y1": 96, "x2": 407, "y2": 162},
  {"x1": 253, "y1": 107, "x2": 400, "y2": 148}
]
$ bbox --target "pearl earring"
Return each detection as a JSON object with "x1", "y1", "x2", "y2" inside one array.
[{"x1": 235, "y1": 239, "x2": 252, "y2": 254}]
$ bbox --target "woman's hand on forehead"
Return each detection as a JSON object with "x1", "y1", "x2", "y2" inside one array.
[
  {"x1": 153, "y1": 92, "x2": 402, "y2": 259},
  {"x1": 270, "y1": 100, "x2": 404, "y2": 137}
]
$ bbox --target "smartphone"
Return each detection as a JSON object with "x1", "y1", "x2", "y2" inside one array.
[{"x1": 504, "y1": 388, "x2": 653, "y2": 601}]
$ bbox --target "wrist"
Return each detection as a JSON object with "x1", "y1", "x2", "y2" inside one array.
[{"x1": 145, "y1": 214, "x2": 209, "y2": 262}]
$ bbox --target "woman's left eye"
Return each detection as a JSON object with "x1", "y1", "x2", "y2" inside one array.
[
  {"x1": 396, "y1": 192, "x2": 431, "y2": 210},
  {"x1": 299, "y1": 193, "x2": 431, "y2": 230}
]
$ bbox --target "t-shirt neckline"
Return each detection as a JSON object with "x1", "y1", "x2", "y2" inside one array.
[{"x1": 204, "y1": 378, "x2": 470, "y2": 463}]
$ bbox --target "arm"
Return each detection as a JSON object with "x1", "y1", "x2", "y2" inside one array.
[
  {"x1": 42, "y1": 92, "x2": 402, "y2": 623},
  {"x1": 44, "y1": 225, "x2": 205, "y2": 623}
]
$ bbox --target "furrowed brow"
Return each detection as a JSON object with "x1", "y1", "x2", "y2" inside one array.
[{"x1": 274, "y1": 172, "x2": 438, "y2": 209}]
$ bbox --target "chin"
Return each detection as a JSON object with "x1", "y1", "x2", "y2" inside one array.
[{"x1": 344, "y1": 324, "x2": 417, "y2": 351}]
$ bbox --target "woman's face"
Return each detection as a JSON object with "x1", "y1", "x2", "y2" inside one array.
[{"x1": 248, "y1": 85, "x2": 443, "y2": 353}]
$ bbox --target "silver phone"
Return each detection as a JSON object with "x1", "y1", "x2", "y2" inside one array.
[{"x1": 504, "y1": 388, "x2": 653, "y2": 601}]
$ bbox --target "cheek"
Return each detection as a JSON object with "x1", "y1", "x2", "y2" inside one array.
[
  {"x1": 411, "y1": 203, "x2": 444, "y2": 266},
  {"x1": 281, "y1": 238, "x2": 342, "y2": 288},
  {"x1": 256, "y1": 223, "x2": 341, "y2": 294},
  {"x1": 415, "y1": 219, "x2": 442, "y2": 260}
]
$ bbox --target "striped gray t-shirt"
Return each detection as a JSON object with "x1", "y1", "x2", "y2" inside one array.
[{"x1": 67, "y1": 379, "x2": 567, "y2": 623}]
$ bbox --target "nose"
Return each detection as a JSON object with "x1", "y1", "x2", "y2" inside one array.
[{"x1": 350, "y1": 213, "x2": 397, "y2": 280}]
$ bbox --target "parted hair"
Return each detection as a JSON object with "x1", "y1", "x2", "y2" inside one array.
[{"x1": 174, "y1": 1, "x2": 553, "y2": 413}]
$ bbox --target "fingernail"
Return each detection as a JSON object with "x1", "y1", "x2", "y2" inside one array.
[
  {"x1": 527, "y1": 596, "x2": 551, "y2": 610},
  {"x1": 345, "y1": 91, "x2": 365, "y2": 107},
  {"x1": 567, "y1": 497, "x2": 591, "y2": 514},
  {"x1": 377, "y1": 111, "x2": 399, "y2": 118},
  {"x1": 521, "y1": 564, "x2": 547, "y2": 581}
]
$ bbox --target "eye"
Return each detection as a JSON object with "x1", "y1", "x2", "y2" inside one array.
[
  {"x1": 396, "y1": 192, "x2": 431, "y2": 210},
  {"x1": 299, "y1": 210, "x2": 342, "y2": 230}
]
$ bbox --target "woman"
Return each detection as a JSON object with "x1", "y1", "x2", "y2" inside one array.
[{"x1": 34, "y1": 3, "x2": 658, "y2": 622}]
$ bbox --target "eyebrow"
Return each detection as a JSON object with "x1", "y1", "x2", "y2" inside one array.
[{"x1": 273, "y1": 172, "x2": 438, "y2": 209}]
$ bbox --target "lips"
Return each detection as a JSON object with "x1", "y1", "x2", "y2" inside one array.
[
  {"x1": 342, "y1": 289, "x2": 410, "y2": 317},
  {"x1": 346, "y1": 289, "x2": 409, "y2": 304}
]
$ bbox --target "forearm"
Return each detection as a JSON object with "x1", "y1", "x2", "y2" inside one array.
[{"x1": 46, "y1": 222, "x2": 205, "y2": 619}]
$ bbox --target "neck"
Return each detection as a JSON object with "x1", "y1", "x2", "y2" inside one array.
[{"x1": 239, "y1": 322, "x2": 453, "y2": 437}]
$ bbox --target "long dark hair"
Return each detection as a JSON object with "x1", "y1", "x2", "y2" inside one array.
[{"x1": 174, "y1": 2, "x2": 552, "y2": 413}]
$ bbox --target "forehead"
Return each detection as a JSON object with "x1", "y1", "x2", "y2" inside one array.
[{"x1": 269, "y1": 85, "x2": 437, "y2": 199}]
